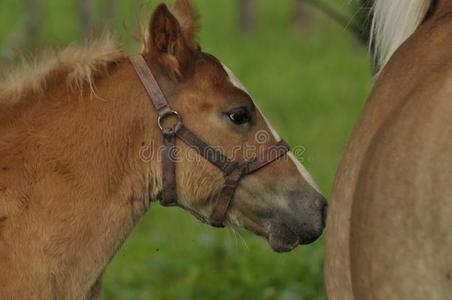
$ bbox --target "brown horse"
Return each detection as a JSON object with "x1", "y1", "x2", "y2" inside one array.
[
  {"x1": 0, "y1": 0, "x2": 326, "y2": 298},
  {"x1": 326, "y1": 0, "x2": 452, "y2": 299}
]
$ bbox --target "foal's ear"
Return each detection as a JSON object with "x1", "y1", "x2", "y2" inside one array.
[
  {"x1": 145, "y1": 3, "x2": 196, "y2": 78},
  {"x1": 172, "y1": 0, "x2": 199, "y2": 49}
]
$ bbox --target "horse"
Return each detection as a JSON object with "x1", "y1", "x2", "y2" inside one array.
[
  {"x1": 0, "y1": 0, "x2": 327, "y2": 298},
  {"x1": 326, "y1": 0, "x2": 452, "y2": 299}
]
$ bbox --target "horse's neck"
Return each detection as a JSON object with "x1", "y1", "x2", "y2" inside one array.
[
  {"x1": 0, "y1": 60, "x2": 161, "y2": 298},
  {"x1": 435, "y1": 0, "x2": 452, "y2": 13}
]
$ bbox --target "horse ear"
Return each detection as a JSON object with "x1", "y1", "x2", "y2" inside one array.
[
  {"x1": 172, "y1": 0, "x2": 199, "y2": 49},
  {"x1": 145, "y1": 4, "x2": 193, "y2": 78}
]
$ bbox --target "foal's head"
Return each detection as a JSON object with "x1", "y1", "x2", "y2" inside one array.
[{"x1": 138, "y1": 0, "x2": 327, "y2": 252}]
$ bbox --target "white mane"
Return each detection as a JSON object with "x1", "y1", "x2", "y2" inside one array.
[{"x1": 371, "y1": 0, "x2": 432, "y2": 70}]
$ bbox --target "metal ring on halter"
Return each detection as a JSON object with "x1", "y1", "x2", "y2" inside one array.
[{"x1": 158, "y1": 110, "x2": 182, "y2": 133}]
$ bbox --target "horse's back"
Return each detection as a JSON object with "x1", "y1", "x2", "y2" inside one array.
[{"x1": 326, "y1": 15, "x2": 452, "y2": 300}]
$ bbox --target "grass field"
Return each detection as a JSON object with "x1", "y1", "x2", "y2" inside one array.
[{"x1": 0, "y1": 0, "x2": 372, "y2": 299}]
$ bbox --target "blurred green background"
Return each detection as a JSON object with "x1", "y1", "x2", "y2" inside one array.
[{"x1": 0, "y1": 0, "x2": 372, "y2": 299}]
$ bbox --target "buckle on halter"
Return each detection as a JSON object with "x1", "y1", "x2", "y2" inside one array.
[{"x1": 158, "y1": 110, "x2": 182, "y2": 134}]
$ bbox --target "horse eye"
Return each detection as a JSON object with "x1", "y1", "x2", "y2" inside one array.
[{"x1": 227, "y1": 107, "x2": 251, "y2": 125}]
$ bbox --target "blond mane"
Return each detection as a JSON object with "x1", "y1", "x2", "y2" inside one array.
[
  {"x1": 0, "y1": 0, "x2": 198, "y2": 111},
  {"x1": 0, "y1": 33, "x2": 124, "y2": 108},
  {"x1": 371, "y1": 0, "x2": 432, "y2": 70}
]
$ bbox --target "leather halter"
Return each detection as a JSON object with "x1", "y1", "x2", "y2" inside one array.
[{"x1": 130, "y1": 55, "x2": 290, "y2": 228}]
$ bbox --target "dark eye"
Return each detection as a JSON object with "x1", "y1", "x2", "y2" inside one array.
[{"x1": 226, "y1": 107, "x2": 251, "y2": 125}]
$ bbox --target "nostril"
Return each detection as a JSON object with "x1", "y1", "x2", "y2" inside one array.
[{"x1": 321, "y1": 202, "x2": 328, "y2": 227}]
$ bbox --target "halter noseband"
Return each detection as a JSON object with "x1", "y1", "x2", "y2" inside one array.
[{"x1": 130, "y1": 55, "x2": 290, "y2": 228}]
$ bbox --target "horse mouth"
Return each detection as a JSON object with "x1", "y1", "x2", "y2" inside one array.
[
  {"x1": 242, "y1": 220, "x2": 300, "y2": 253},
  {"x1": 237, "y1": 210, "x2": 324, "y2": 253}
]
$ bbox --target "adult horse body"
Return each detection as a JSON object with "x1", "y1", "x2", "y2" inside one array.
[
  {"x1": 326, "y1": 0, "x2": 452, "y2": 299},
  {"x1": 0, "y1": 1, "x2": 326, "y2": 298}
]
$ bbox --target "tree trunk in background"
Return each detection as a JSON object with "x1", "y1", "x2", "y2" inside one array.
[
  {"x1": 78, "y1": 0, "x2": 95, "y2": 37},
  {"x1": 24, "y1": 0, "x2": 40, "y2": 50},
  {"x1": 294, "y1": 0, "x2": 313, "y2": 30},
  {"x1": 238, "y1": 0, "x2": 257, "y2": 33},
  {"x1": 292, "y1": 0, "x2": 369, "y2": 46},
  {"x1": 106, "y1": 0, "x2": 116, "y2": 29}
]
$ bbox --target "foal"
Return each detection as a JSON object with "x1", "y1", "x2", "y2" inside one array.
[{"x1": 0, "y1": 1, "x2": 326, "y2": 298}]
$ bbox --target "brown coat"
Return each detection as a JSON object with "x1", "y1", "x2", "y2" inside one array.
[{"x1": 326, "y1": 1, "x2": 452, "y2": 299}]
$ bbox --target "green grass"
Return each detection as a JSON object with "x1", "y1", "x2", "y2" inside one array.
[{"x1": 0, "y1": 1, "x2": 372, "y2": 299}]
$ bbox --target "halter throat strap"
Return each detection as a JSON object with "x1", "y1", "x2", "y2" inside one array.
[{"x1": 129, "y1": 54, "x2": 289, "y2": 228}]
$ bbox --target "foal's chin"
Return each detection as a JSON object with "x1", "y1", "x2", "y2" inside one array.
[
  {"x1": 267, "y1": 224, "x2": 323, "y2": 253},
  {"x1": 267, "y1": 233, "x2": 300, "y2": 253}
]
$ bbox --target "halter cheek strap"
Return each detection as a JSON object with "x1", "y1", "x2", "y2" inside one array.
[{"x1": 129, "y1": 54, "x2": 290, "y2": 228}]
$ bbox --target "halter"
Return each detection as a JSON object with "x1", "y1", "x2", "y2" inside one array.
[{"x1": 130, "y1": 55, "x2": 290, "y2": 228}]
